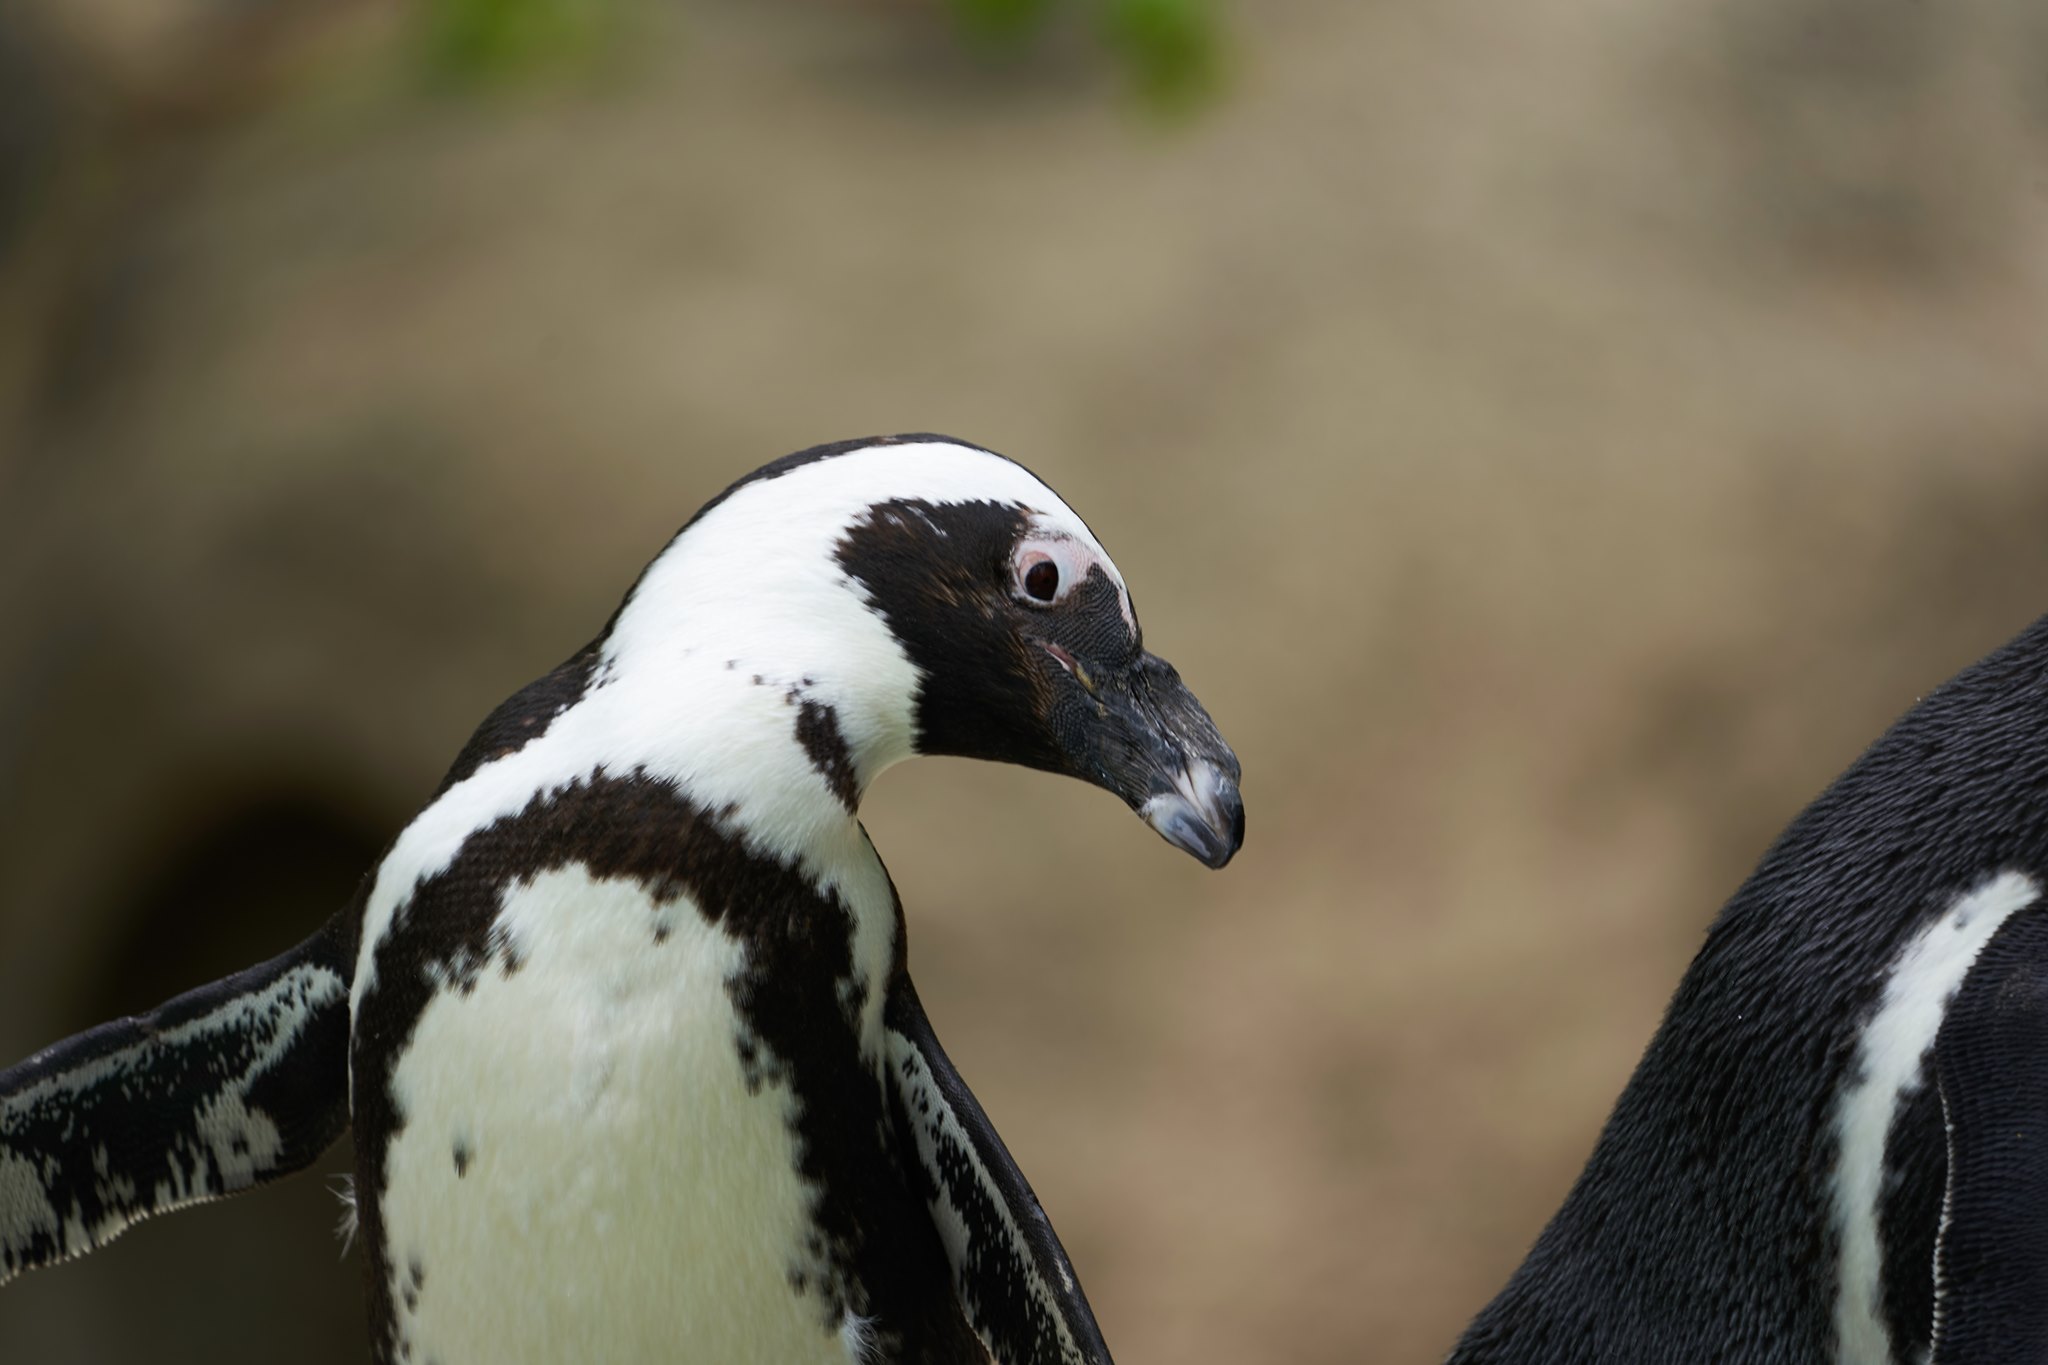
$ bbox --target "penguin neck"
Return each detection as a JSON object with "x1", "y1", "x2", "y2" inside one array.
[
  {"x1": 594, "y1": 549, "x2": 925, "y2": 876},
  {"x1": 564, "y1": 653, "x2": 911, "y2": 1053},
  {"x1": 585, "y1": 648, "x2": 902, "y2": 875}
]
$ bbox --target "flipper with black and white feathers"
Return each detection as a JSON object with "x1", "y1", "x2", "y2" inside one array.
[
  {"x1": 0, "y1": 905, "x2": 356, "y2": 1284},
  {"x1": 1929, "y1": 904, "x2": 2048, "y2": 1365},
  {"x1": 886, "y1": 974, "x2": 1113, "y2": 1365}
]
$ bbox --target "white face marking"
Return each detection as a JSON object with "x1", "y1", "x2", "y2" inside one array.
[
  {"x1": 1831, "y1": 869, "x2": 2040, "y2": 1365},
  {"x1": 382, "y1": 865, "x2": 876, "y2": 1364}
]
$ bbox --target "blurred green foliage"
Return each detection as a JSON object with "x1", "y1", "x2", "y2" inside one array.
[
  {"x1": 416, "y1": 0, "x2": 1223, "y2": 105},
  {"x1": 1096, "y1": 0, "x2": 1222, "y2": 107},
  {"x1": 947, "y1": 0, "x2": 1060, "y2": 44},
  {"x1": 418, "y1": 0, "x2": 627, "y2": 85},
  {"x1": 951, "y1": 0, "x2": 1223, "y2": 106}
]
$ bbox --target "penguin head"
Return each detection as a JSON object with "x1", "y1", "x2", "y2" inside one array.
[
  {"x1": 833, "y1": 468, "x2": 1246, "y2": 870},
  {"x1": 611, "y1": 435, "x2": 1243, "y2": 868}
]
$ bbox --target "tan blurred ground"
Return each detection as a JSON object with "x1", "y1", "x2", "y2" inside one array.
[{"x1": 3, "y1": 1, "x2": 2048, "y2": 1361}]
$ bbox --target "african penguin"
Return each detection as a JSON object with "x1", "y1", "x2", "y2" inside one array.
[
  {"x1": 1449, "y1": 613, "x2": 2048, "y2": 1365},
  {"x1": 0, "y1": 434, "x2": 1245, "y2": 1365}
]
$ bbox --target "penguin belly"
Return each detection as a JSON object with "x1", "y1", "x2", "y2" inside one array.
[{"x1": 370, "y1": 866, "x2": 856, "y2": 1365}]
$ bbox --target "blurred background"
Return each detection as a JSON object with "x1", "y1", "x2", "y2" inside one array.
[{"x1": 3, "y1": 0, "x2": 2048, "y2": 1360}]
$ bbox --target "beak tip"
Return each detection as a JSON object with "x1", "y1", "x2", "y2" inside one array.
[{"x1": 1143, "y1": 777, "x2": 1245, "y2": 870}]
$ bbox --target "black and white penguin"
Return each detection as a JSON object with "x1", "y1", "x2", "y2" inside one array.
[
  {"x1": 0, "y1": 434, "x2": 1245, "y2": 1364},
  {"x1": 1449, "y1": 614, "x2": 2048, "y2": 1365}
]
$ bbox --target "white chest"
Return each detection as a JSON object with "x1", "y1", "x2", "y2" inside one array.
[{"x1": 371, "y1": 863, "x2": 892, "y2": 1365}]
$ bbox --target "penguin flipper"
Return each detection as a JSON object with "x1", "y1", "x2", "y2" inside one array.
[
  {"x1": 884, "y1": 973, "x2": 1114, "y2": 1365},
  {"x1": 1929, "y1": 906, "x2": 2048, "y2": 1364},
  {"x1": 0, "y1": 909, "x2": 356, "y2": 1286}
]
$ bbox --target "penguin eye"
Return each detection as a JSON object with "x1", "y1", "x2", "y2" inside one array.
[{"x1": 1009, "y1": 529, "x2": 1109, "y2": 612}]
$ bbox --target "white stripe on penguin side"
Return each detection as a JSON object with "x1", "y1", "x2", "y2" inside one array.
[
  {"x1": 1831, "y1": 869, "x2": 2041, "y2": 1365},
  {"x1": 889, "y1": 1034, "x2": 1085, "y2": 1365}
]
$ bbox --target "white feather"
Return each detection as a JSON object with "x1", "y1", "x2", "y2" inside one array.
[
  {"x1": 333, "y1": 1174, "x2": 357, "y2": 1253},
  {"x1": 1830, "y1": 869, "x2": 2040, "y2": 1365}
]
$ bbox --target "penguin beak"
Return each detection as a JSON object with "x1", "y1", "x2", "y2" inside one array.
[{"x1": 1044, "y1": 646, "x2": 1245, "y2": 869}]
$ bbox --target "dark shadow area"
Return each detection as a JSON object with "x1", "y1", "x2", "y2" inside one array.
[
  {"x1": 78, "y1": 787, "x2": 385, "y2": 1031},
  {"x1": 1, "y1": 785, "x2": 381, "y2": 1364}
]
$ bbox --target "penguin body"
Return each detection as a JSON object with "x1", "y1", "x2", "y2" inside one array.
[
  {"x1": 1451, "y1": 615, "x2": 2048, "y2": 1365},
  {"x1": 0, "y1": 435, "x2": 1245, "y2": 1365}
]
